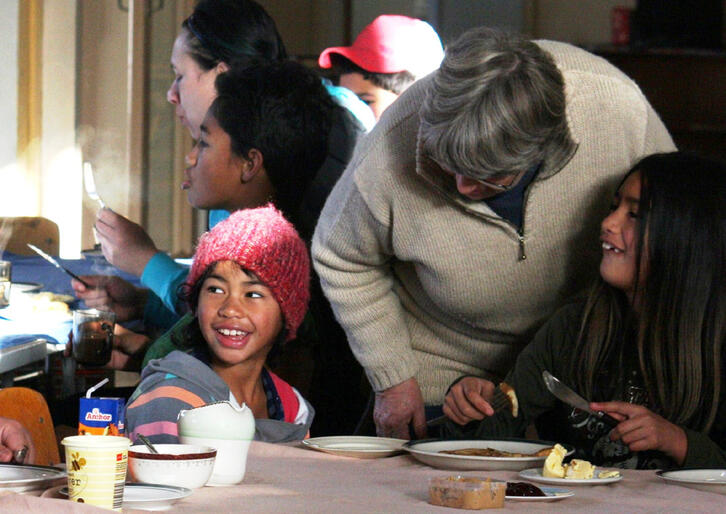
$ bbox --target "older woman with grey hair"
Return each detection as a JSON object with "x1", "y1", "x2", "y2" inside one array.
[{"x1": 312, "y1": 27, "x2": 675, "y2": 439}]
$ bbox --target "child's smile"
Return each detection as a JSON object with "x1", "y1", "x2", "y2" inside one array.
[
  {"x1": 197, "y1": 260, "x2": 284, "y2": 367},
  {"x1": 599, "y1": 171, "x2": 642, "y2": 298}
]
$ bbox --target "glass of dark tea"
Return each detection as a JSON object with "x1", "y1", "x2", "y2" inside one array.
[{"x1": 72, "y1": 309, "x2": 115, "y2": 366}]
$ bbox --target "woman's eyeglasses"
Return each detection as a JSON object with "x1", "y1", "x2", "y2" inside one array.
[
  {"x1": 473, "y1": 171, "x2": 526, "y2": 192},
  {"x1": 429, "y1": 155, "x2": 526, "y2": 193}
]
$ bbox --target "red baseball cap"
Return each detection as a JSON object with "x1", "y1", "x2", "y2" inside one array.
[{"x1": 319, "y1": 15, "x2": 444, "y2": 78}]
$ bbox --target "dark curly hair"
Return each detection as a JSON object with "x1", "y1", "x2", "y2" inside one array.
[{"x1": 211, "y1": 61, "x2": 335, "y2": 224}]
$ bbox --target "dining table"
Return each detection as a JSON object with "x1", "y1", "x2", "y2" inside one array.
[
  {"x1": 0, "y1": 251, "x2": 140, "y2": 386},
  {"x1": 1, "y1": 440, "x2": 722, "y2": 512}
]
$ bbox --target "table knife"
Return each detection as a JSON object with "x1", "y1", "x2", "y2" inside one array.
[
  {"x1": 27, "y1": 244, "x2": 91, "y2": 288},
  {"x1": 542, "y1": 370, "x2": 619, "y2": 428}
]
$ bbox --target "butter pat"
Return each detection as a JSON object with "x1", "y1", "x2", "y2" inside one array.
[
  {"x1": 598, "y1": 470, "x2": 621, "y2": 479},
  {"x1": 564, "y1": 459, "x2": 595, "y2": 479},
  {"x1": 542, "y1": 444, "x2": 568, "y2": 478},
  {"x1": 429, "y1": 476, "x2": 506, "y2": 510}
]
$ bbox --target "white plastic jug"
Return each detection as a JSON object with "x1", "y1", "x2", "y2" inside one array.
[{"x1": 177, "y1": 401, "x2": 255, "y2": 486}]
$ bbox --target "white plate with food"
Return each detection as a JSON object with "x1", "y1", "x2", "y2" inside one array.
[
  {"x1": 0, "y1": 464, "x2": 66, "y2": 492},
  {"x1": 60, "y1": 483, "x2": 192, "y2": 510},
  {"x1": 404, "y1": 439, "x2": 571, "y2": 471},
  {"x1": 301, "y1": 436, "x2": 407, "y2": 459},
  {"x1": 4, "y1": 290, "x2": 75, "y2": 322},
  {"x1": 10, "y1": 282, "x2": 44, "y2": 293},
  {"x1": 506, "y1": 484, "x2": 574, "y2": 501},
  {"x1": 656, "y1": 469, "x2": 726, "y2": 495},
  {"x1": 519, "y1": 467, "x2": 623, "y2": 485}
]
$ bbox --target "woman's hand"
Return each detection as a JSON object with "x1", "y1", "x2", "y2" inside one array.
[
  {"x1": 591, "y1": 401, "x2": 688, "y2": 465},
  {"x1": 71, "y1": 275, "x2": 148, "y2": 322},
  {"x1": 0, "y1": 417, "x2": 36, "y2": 464},
  {"x1": 374, "y1": 378, "x2": 426, "y2": 440},
  {"x1": 443, "y1": 376, "x2": 496, "y2": 425},
  {"x1": 95, "y1": 208, "x2": 159, "y2": 276}
]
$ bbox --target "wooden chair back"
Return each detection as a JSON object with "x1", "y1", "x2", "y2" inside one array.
[
  {"x1": 0, "y1": 387, "x2": 61, "y2": 466},
  {"x1": 0, "y1": 216, "x2": 60, "y2": 256}
]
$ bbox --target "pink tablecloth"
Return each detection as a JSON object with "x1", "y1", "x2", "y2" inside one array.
[{"x1": 3, "y1": 441, "x2": 723, "y2": 512}]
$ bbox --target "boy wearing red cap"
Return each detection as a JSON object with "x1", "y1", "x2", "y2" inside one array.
[
  {"x1": 319, "y1": 14, "x2": 444, "y2": 121},
  {"x1": 126, "y1": 205, "x2": 314, "y2": 443}
]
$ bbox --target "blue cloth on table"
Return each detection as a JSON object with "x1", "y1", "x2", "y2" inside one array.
[
  {"x1": 0, "y1": 252, "x2": 139, "y2": 347},
  {"x1": 0, "y1": 333, "x2": 59, "y2": 349},
  {"x1": 1, "y1": 251, "x2": 140, "y2": 297}
]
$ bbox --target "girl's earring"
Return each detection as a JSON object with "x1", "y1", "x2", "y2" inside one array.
[{"x1": 240, "y1": 161, "x2": 253, "y2": 184}]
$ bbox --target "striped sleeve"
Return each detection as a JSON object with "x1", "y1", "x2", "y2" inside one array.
[{"x1": 126, "y1": 378, "x2": 211, "y2": 444}]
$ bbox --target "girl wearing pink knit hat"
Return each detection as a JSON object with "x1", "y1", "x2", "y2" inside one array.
[{"x1": 126, "y1": 205, "x2": 314, "y2": 443}]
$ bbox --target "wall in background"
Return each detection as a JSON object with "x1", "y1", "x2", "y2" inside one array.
[
  {"x1": 8, "y1": 0, "x2": 725, "y2": 256},
  {"x1": 528, "y1": 0, "x2": 636, "y2": 46},
  {"x1": 0, "y1": 1, "x2": 18, "y2": 180},
  {"x1": 77, "y1": 1, "x2": 129, "y2": 251},
  {"x1": 41, "y1": 1, "x2": 80, "y2": 256},
  {"x1": 438, "y1": 0, "x2": 524, "y2": 44}
]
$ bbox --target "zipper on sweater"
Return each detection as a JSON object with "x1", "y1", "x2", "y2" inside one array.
[
  {"x1": 515, "y1": 181, "x2": 532, "y2": 261},
  {"x1": 517, "y1": 230, "x2": 526, "y2": 260}
]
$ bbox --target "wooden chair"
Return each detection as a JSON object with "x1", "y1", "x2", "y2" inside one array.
[
  {"x1": 0, "y1": 387, "x2": 61, "y2": 466},
  {"x1": 0, "y1": 216, "x2": 60, "y2": 256}
]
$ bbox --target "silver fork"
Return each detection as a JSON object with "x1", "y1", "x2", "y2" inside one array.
[{"x1": 83, "y1": 162, "x2": 106, "y2": 208}]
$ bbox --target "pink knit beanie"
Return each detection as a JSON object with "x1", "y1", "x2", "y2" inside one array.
[{"x1": 187, "y1": 204, "x2": 310, "y2": 341}]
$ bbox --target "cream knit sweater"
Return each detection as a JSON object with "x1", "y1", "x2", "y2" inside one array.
[{"x1": 312, "y1": 40, "x2": 675, "y2": 404}]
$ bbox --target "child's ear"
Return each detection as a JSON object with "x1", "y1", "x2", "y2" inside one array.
[
  {"x1": 240, "y1": 149, "x2": 264, "y2": 183},
  {"x1": 215, "y1": 61, "x2": 230, "y2": 74}
]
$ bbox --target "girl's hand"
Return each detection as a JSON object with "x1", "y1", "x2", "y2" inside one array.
[
  {"x1": 107, "y1": 325, "x2": 150, "y2": 371},
  {"x1": 71, "y1": 275, "x2": 148, "y2": 322},
  {"x1": 591, "y1": 401, "x2": 687, "y2": 465},
  {"x1": 443, "y1": 377, "x2": 496, "y2": 425}
]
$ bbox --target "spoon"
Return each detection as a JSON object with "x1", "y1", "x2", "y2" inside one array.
[
  {"x1": 136, "y1": 434, "x2": 159, "y2": 454},
  {"x1": 83, "y1": 162, "x2": 106, "y2": 208}
]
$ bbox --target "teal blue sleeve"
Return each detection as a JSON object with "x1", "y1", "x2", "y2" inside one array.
[
  {"x1": 141, "y1": 252, "x2": 188, "y2": 315},
  {"x1": 208, "y1": 209, "x2": 229, "y2": 229},
  {"x1": 143, "y1": 292, "x2": 181, "y2": 331},
  {"x1": 323, "y1": 81, "x2": 375, "y2": 132}
]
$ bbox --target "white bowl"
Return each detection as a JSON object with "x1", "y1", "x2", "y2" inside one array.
[{"x1": 128, "y1": 444, "x2": 217, "y2": 489}]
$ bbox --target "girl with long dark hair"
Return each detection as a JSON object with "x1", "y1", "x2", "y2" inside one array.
[{"x1": 442, "y1": 152, "x2": 726, "y2": 468}]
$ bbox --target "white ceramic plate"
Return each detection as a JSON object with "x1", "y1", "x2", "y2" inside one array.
[
  {"x1": 301, "y1": 436, "x2": 407, "y2": 459},
  {"x1": 519, "y1": 467, "x2": 623, "y2": 485},
  {"x1": 0, "y1": 464, "x2": 66, "y2": 492},
  {"x1": 61, "y1": 483, "x2": 193, "y2": 511},
  {"x1": 11, "y1": 282, "x2": 43, "y2": 293},
  {"x1": 404, "y1": 439, "x2": 571, "y2": 471},
  {"x1": 656, "y1": 469, "x2": 726, "y2": 495},
  {"x1": 506, "y1": 486, "x2": 574, "y2": 501}
]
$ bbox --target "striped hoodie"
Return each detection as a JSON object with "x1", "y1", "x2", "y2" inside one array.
[{"x1": 126, "y1": 350, "x2": 313, "y2": 444}]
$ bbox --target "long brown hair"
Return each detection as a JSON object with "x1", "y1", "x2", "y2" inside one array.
[{"x1": 570, "y1": 152, "x2": 726, "y2": 432}]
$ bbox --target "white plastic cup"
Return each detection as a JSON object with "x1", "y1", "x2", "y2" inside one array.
[{"x1": 61, "y1": 435, "x2": 131, "y2": 511}]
